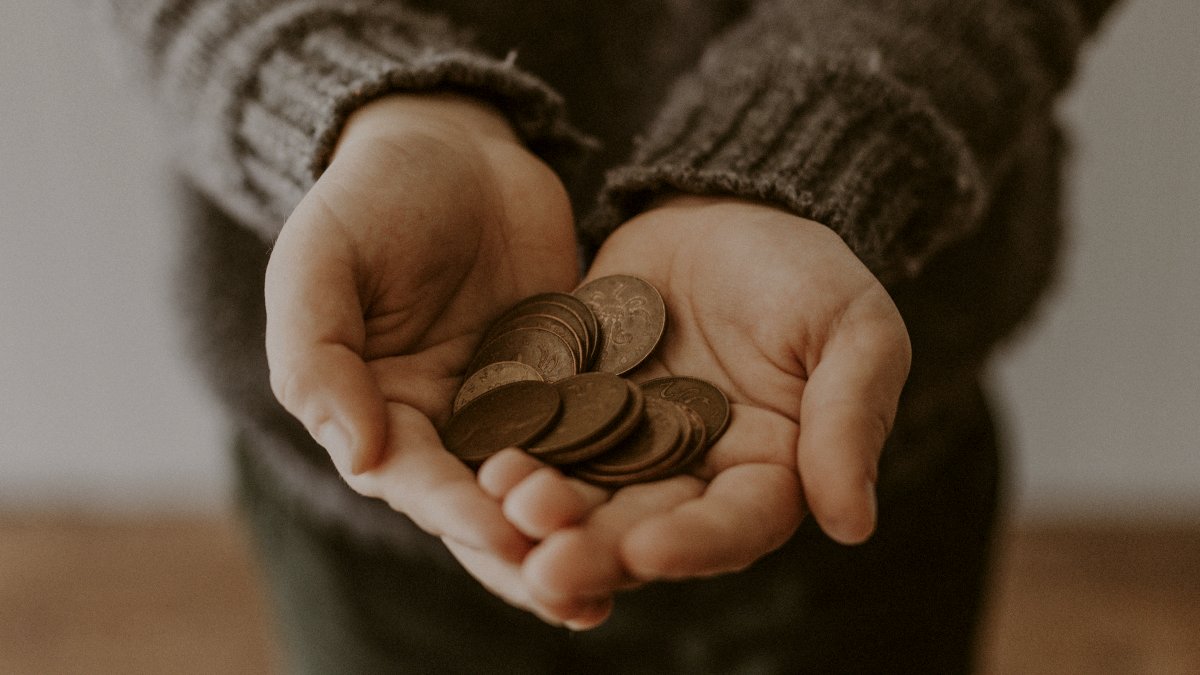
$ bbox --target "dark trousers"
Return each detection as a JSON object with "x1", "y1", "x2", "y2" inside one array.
[{"x1": 237, "y1": 388, "x2": 1000, "y2": 675}]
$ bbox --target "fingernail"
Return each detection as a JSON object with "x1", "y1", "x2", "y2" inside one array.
[
  {"x1": 315, "y1": 420, "x2": 353, "y2": 472},
  {"x1": 849, "y1": 481, "x2": 878, "y2": 544},
  {"x1": 828, "y1": 481, "x2": 877, "y2": 545},
  {"x1": 563, "y1": 612, "x2": 607, "y2": 632}
]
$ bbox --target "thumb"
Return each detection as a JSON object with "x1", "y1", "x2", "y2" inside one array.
[
  {"x1": 795, "y1": 298, "x2": 910, "y2": 545},
  {"x1": 264, "y1": 210, "x2": 387, "y2": 474}
]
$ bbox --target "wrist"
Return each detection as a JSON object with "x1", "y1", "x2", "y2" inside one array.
[
  {"x1": 611, "y1": 194, "x2": 861, "y2": 275},
  {"x1": 337, "y1": 92, "x2": 521, "y2": 155},
  {"x1": 641, "y1": 194, "x2": 830, "y2": 234}
]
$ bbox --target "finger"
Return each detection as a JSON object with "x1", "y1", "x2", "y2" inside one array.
[
  {"x1": 797, "y1": 309, "x2": 909, "y2": 544},
  {"x1": 522, "y1": 477, "x2": 703, "y2": 602},
  {"x1": 477, "y1": 448, "x2": 548, "y2": 500},
  {"x1": 529, "y1": 589, "x2": 616, "y2": 628},
  {"x1": 562, "y1": 597, "x2": 615, "y2": 632},
  {"x1": 265, "y1": 210, "x2": 386, "y2": 474},
  {"x1": 345, "y1": 404, "x2": 532, "y2": 562},
  {"x1": 445, "y1": 539, "x2": 614, "y2": 629},
  {"x1": 620, "y1": 464, "x2": 803, "y2": 580},
  {"x1": 502, "y1": 468, "x2": 609, "y2": 540},
  {"x1": 478, "y1": 451, "x2": 610, "y2": 539},
  {"x1": 443, "y1": 539, "x2": 540, "y2": 616}
]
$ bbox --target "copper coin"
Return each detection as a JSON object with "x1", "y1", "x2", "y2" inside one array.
[
  {"x1": 575, "y1": 396, "x2": 684, "y2": 477},
  {"x1": 624, "y1": 402, "x2": 701, "y2": 481},
  {"x1": 442, "y1": 380, "x2": 561, "y2": 465},
  {"x1": 640, "y1": 376, "x2": 730, "y2": 446},
  {"x1": 542, "y1": 380, "x2": 646, "y2": 466},
  {"x1": 574, "y1": 275, "x2": 666, "y2": 375},
  {"x1": 468, "y1": 327, "x2": 576, "y2": 383},
  {"x1": 677, "y1": 407, "x2": 712, "y2": 470},
  {"x1": 453, "y1": 360, "x2": 544, "y2": 412},
  {"x1": 486, "y1": 313, "x2": 584, "y2": 373},
  {"x1": 486, "y1": 293, "x2": 598, "y2": 371},
  {"x1": 528, "y1": 293, "x2": 600, "y2": 369},
  {"x1": 656, "y1": 404, "x2": 709, "y2": 475},
  {"x1": 528, "y1": 372, "x2": 631, "y2": 459},
  {"x1": 583, "y1": 401, "x2": 706, "y2": 486},
  {"x1": 571, "y1": 296, "x2": 602, "y2": 368}
]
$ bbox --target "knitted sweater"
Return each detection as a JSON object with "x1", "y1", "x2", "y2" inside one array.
[{"x1": 102, "y1": 0, "x2": 1119, "y2": 545}]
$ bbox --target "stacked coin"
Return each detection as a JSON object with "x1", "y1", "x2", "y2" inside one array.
[{"x1": 441, "y1": 275, "x2": 730, "y2": 488}]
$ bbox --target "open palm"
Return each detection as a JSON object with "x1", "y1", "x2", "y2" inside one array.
[
  {"x1": 265, "y1": 95, "x2": 579, "y2": 564},
  {"x1": 486, "y1": 196, "x2": 911, "y2": 624}
]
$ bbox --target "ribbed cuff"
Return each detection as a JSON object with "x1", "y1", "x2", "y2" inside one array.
[
  {"x1": 587, "y1": 53, "x2": 986, "y2": 282},
  {"x1": 223, "y1": 8, "x2": 590, "y2": 239}
]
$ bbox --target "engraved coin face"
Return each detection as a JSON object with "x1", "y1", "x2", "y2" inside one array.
[
  {"x1": 468, "y1": 327, "x2": 576, "y2": 383},
  {"x1": 442, "y1": 380, "x2": 561, "y2": 465},
  {"x1": 453, "y1": 360, "x2": 544, "y2": 412},
  {"x1": 574, "y1": 275, "x2": 666, "y2": 375},
  {"x1": 528, "y1": 372, "x2": 631, "y2": 458},
  {"x1": 641, "y1": 376, "x2": 730, "y2": 446},
  {"x1": 485, "y1": 313, "x2": 584, "y2": 372}
]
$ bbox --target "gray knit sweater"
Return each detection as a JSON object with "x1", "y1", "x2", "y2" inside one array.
[{"x1": 102, "y1": 0, "x2": 1118, "y2": 545}]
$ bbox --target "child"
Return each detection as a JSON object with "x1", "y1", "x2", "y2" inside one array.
[{"x1": 105, "y1": 0, "x2": 1119, "y2": 671}]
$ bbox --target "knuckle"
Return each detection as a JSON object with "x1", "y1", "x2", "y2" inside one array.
[
  {"x1": 869, "y1": 406, "x2": 895, "y2": 444},
  {"x1": 268, "y1": 360, "x2": 333, "y2": 434},
  {"x1": 268, "y1": 363, "x2": 303, "y2": 412}
]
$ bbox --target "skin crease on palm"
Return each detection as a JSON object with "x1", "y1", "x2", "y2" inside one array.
[
  {"x1": 477, "y1": 198, "x2": 912, "y2": 629},
  {"x1": 263, "y1": 94, "x2": 912, "y2": 632},
  {"x1": 265, "y1": 94, "x2": 580, "y2": 565}
]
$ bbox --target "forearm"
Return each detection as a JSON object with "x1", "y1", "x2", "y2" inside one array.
[
  {"x1": 101, "y1": 0, "x2": 587, "y2": 240},
  {"x1": 589, "y1": 0, "x2": 1122, "y2": 282}
]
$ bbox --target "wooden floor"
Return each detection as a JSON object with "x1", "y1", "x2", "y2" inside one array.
[{"x1": 1, "y1": 514, "x2": 1197, "y2": 674}]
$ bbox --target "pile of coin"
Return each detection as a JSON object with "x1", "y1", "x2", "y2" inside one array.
[{"x1": 440, "y1": 275, "x2": 730, "y2": 488}]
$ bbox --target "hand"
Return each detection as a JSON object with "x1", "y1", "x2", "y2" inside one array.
[
  {"x1": 263, "y1": 94, "x2": 579, "y2": 601},
  {"x1": 487, "y1": 195, "x2": 911, "y2": 624}
]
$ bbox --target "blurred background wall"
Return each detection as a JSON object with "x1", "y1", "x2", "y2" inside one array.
[{"x1": 1, "y1": 1, "x2": 1197, "y2": 518}]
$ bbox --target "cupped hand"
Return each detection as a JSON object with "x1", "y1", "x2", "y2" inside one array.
[
  {"x1": 490, "y1": 195, "x2": 911, "y2": 621},
  {"x1": 264, "y1": 94, "x2": 579, "y2": 590}
]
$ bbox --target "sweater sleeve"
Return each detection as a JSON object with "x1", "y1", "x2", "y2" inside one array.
[
  {"x1": 100, "y1": 0, "x2": 591, "y2": 241},
  {"x1": 586, "y1": 0, "x2": 1121, "y2": 282}
]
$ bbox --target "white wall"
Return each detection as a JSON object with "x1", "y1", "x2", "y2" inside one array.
[
  {"x1": 1, "y1": 2, "x2": 1197, "y2": 517},
  {"x1": 994, "y1": 1, "x2": 1200, "y2": 520},
  {"x1": 0, "y1": 3, "x2": 225, "y2": 512}
]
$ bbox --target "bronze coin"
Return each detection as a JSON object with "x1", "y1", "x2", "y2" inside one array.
[
  {"x1": 542, "y1": 380, "x2": 646, "y2": 466},
  {"x1": 640, "y1": 376, "x2": 730, "y2": 446},
  {"x1": 527, "y1": 293, "x2": 600, "y2": 369},
  {"x1": 486, "y1": 312, "x2": 585, "y2": 373},
  {"x1": 442, "y1": 380, "x2": 562, "y2": 465},
  {"x1": 571, "y1": 296, "x2": 602, "y2": 368},
  {"x1": 656, "y1": 404, "x2": 709, "y2": 475},
  {"x1": 528, "y1": 372, "x2": 631, "y2": 459},
  {"x1": 453, "y1": 360, "x2": 544, "y2": 412},
  {"x1": 627, "y1": 401, "x2": 701, "y2": 480},
  {"x1": 677, "y1": 407, "x2": 712, "y2": 470},
  {"x1": 575, "y1": 396, "x2": 684, "y2": 477},
  {"x1": 468, "y1": 327, "x2": 576, "y2": 383},
  {"x1": 573, "y1": 275, "x2": 666, "y2": 375},
  {"x1": 486, "y1": 293, "x2": 598, "y2": 370},
  {"x1": 578, "y1": 401, "x2": 707, "y2": 486}
]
